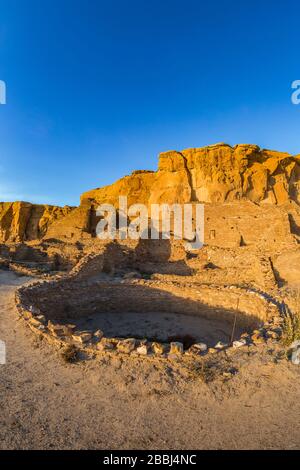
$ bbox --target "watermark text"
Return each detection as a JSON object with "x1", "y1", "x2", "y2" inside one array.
[
  {"x1": 0, "y1": 80, "x2": 6, "y2": 104},
  {"x1": 96, "y1": 197, "x2": 204, "y2": 251},
  {"x1": 291, "y1": 80, "x2": 300, "y2": 105}
]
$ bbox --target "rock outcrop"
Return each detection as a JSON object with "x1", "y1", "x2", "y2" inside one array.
[
  {"x1": 2, "y1": 143, "x2": 300, "y2": 245},
  {"x1": 81, "y1": 170, "x2": 155, "y2": 207},
  {"x1": 0, "y1": 201, "x2": 74, "y2": 243},
  {"x1": 81, "y1": 143, "x2": 300, "y2": 206}
]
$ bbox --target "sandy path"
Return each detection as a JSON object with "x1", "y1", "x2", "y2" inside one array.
[{"x1": 1, "y1": 271, "x2": 300, "y2": 450}]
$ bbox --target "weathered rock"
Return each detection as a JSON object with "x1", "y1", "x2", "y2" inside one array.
[
  {"x1": 35, "y1": 314, "x2": 46, "y2": 324},
  {"x1": 29, "y1": 317, "x2": 44, "y2": 328},
  {"x1": 97, "y1": 338, "x2": 115, "y2": 351},
  {"x1": 251, "y1": 333, "x2": 265, "y2": 344},
  {"x1": 48, "y1": 322, "x2": 67, "y2": 337},
  {"x1": 72, "y1": 332, "x2": 92, "y2": 344},
  {"x1": 81, "y1": 144, "x2": 300, "y2": 210},
  {"x1": 0, "y1": 201, "x2": 74, "y2": 243},
  {"x1": 3, "y1": 143, "x2": 300, "y2": 247},
  {"x1": 232, "y1": 338, "x2": 247, "y2": 348},
  {"x1": 188, "y1": 343, "x2": 208, "y2": 355},
  {"x1": 136, "y1": 344, "x2": 148, "y2": 356},
  {"x1": 291, "y1": 349, "x2": 300, "y2": 365},
  {"x1": 66, "y1": 324, "x2": 77, "y2": 333},
  {"x1": 208, "y1": 348, "x2": 217, "y2": 354},
  {"x1": 215, "y1": 341, "x2": 228, "y2": 350},
  {"x1": 117, "y1": 338, "x2": 136, "y2": 354},
  {"x1": 152, "y1": 342, "x2": 166, "y2": 355},
  {"x1": 94, "y1": 329, "x2": 104, "y2": 340},
  {"x1": 169, "y1": 342, "x2": 184, "y2": 355}
]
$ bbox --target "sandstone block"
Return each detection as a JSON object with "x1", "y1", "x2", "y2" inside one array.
[
  {"x1": 152, "y1": 342, "x2": 166, "y2": 355},
  {"x1": 117, "y1": 338, "x2": 136, "y2": 354},
  {"x1": 232, "y1": 338, "x2": 247, "y2": 348},
  {"x1": 97, "y1": 338, "x2": 115, "y2": 351},
  {"x1": 94, "y1": 329, "x2": 104, "y2": 340},
  {"x1": 188, "y1": 343, "x2": 208, "y2": 355},
  {"x1": 72, "y1": 332, "x2": 92, "y2": 344},
  {"x1": 215, "y1": 341, "x2": 228, "y2": 350},
  {"x1": 136, "y1": 344, "x2": 148, "y2": 356},
  {"x1": 170, "y1": 342, "x2": 184, "y2": 355}
]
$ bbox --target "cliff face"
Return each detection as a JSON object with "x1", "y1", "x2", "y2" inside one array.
[
  {"x1": 2, "y1": 143, "x2": 300, "y2": 244},
  {"x1": 81, "y1": 170, "x2": 156, "y2": 207},
  {"x1": 0, "y1": 201, "x2": 74, "y2": 243},
  {"x1": 81, "y1": 143, "x2": 300, "y2": 206}
]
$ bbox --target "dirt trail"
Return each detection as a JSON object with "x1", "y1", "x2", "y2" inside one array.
[{"x1": 1, "y1": 271, "x2": 300, "y2": 450}]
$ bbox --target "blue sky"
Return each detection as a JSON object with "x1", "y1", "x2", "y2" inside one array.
[{"x1": 0, "y1": 0, "x2": 299, "y2": 206}]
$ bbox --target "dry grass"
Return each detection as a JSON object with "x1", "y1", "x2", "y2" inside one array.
[
  {"x1": 282, "y1": 289, "x2": 300, "y2": 346},
  {"x1": 61, "y1": 344, "x2": 79, "y2": 363},
  {"x1": 190, "y1": 355, "x2": 238, "y2": 383}
]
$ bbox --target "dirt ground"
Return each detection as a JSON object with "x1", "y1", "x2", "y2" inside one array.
[{"x1": 1, "y1": 271, "x2": 300, "y2": 450}]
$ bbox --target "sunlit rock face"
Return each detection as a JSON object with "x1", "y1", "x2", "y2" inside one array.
[
  {"x1": 0, "y1": 201, "x2": 74, "y2": 243},
  {"x1": 2, "y1": 143, "x2": 300, "y2": 244},
  {"x1": 154, "y1": 143, "x2": 300, "y2": 205},
  {"x1": 81, "y1": 143, "x2": 300, "y2": 206}
]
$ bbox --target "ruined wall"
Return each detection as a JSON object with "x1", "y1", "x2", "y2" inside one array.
[
  {"x1": 203, "y1": 202, "x2": 294, "y2": 249},
  {"x1": 18, "y1": 278, "x2": 276, "y2": 328}
]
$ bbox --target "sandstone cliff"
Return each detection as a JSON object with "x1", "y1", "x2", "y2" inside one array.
[
  {"x1": 81, "y1": 143, "x2": 300, "y2": 206},
  {"x1": 0, "y1": 201, "x2": 74, "y2": 243},
  {"x1": 2, "y1": 143, "x2": 300, "y2": 245}
]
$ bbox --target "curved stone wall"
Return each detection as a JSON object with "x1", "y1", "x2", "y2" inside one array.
[{"x1": 15, "y1": 271, "x2": 282, "y2": 359}]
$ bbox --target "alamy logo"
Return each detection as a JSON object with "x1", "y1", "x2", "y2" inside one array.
[
  {"x1": 96, "y1": 196, "x2": 204, "y2": 250},
  {"x1": 0, "y1": 80, "x2": 6, "y2": 104},
  {"x1": 291, "y1": 80, "x2": 300, "y2": 105},
  {"x1": 0, "y1": 340, "x2": 6, "y2": 365}
]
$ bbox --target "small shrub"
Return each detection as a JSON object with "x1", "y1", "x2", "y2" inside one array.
[
  {"x1": 197, "y1": 361, "x2": 217, "y2": 383},
  {"x1": 282, "y1": 289, "x2": 300, "y2": 346},
  {"x1": 196, "y1": 357, "x2": 238, "y2": 383},
  {"x1": 61, "y1": 344, "x2": 79, "y2": 363},
  {"x1": 282, "y1": 313, "x2": 300, "y2": 346}
]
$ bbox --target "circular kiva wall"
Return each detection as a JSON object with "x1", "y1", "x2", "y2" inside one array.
[{"x1": 15, "y1": 277, "x2": 281, "y2": 357}]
